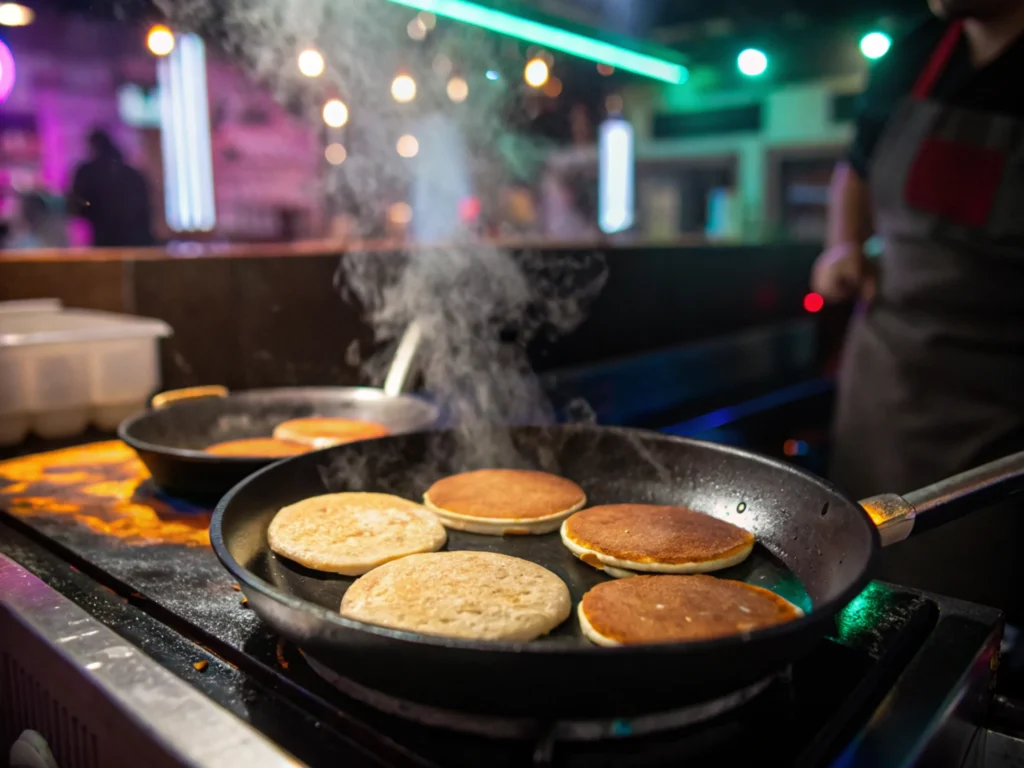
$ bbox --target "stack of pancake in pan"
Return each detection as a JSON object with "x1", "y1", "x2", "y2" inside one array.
[{"x1": 266, "y1": 468, "x2": 802, "y2": 646}]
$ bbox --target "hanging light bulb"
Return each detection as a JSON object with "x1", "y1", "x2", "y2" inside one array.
[
  {"x1": 391, "y1": 74, "x2": 417, "y2": 102},
  {"x1": 524, "y1": 57, "x2": 549, "y2": 88},
  {"x1": 322, "y1": 99, "x2": 349, "y2": 128},
  {"x1": 298, "y1": 49, "x2": 325, "y2": 77}
]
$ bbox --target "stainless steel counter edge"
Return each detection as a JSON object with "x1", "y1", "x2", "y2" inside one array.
[{"x1": 0, "y1": 553, "x2": 304, "y2": 768}]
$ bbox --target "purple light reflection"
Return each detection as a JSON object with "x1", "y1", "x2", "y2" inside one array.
[{"x1": 0, "y1": 40, "x2": 15, "y2": 104}]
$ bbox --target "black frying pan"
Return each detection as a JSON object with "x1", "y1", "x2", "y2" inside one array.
[
  {"x1": 211, "y1": 426, "x2": 1024, "y2": 720},
  {"x1": 119, "y1": 323, "x2": 436, "y2": 500}
]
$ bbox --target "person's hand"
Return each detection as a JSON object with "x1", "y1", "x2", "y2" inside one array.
[{"x1": 811, "y1": 242, "x2": 876, "y2": 303}]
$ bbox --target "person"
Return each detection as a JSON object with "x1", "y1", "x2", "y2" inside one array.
[
  {"x1": 2, "y1": 192, "x2": 68, "y2": 250},
  {"x1": 68, "y1": 129, "x2": 155, "y2": 247},
  {"x1": 812, "y1": 0, "x2": 1024, "y2": 611}
]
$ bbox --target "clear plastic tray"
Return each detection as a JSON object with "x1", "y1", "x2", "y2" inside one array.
[{"x1": 0, "y1": 302, "x2": 172, "y2": 444}]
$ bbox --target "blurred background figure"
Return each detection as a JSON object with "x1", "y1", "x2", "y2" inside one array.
[
  {"x1": 813, "y1": 0, "x2": 1024, "y2": 610},
  {"x1": 2, "y1": 191, "x2": 68, "y2": 250},
  {"x1": 69, "y1": 129, "x2": 155, "y2": 248}
]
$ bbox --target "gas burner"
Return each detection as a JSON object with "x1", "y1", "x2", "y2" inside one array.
[{"x1": 303, "y1": 653, "x2": 782, "y2": 741}]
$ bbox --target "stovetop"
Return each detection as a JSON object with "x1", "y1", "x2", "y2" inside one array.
[{"x1": 0, "y1": 440, "x2": 1012, "y2": 767}]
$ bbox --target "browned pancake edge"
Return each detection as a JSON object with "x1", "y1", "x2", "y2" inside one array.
[
  {"x1": 563, "y1": 504, "x2": 754, "y2": 565},
  {"x1": 580, "y1": 574, "x2": 802, "y2": 645},
  {"x1": 423, "y1": 469, "x2": 586, "y2": 521}
]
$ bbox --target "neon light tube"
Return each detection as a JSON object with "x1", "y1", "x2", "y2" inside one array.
[{"x1": 386, "y1": 0, "x2": 687, "y2": 83}]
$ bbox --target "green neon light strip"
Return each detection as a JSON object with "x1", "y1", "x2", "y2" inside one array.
[{"x1": 386, "y1": 0, "x2": 688, "y2": 84}]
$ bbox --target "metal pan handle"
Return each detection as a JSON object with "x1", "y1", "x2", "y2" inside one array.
[
  {"x1": 382, "y1": 321, "x2": 422, "y2": 397},
  {"x1": 151, "y1": 385, "x2": 229, "y2": 409},
  {"x1": 860, "y1": 451, "x2": 1024, "y2": 547}
]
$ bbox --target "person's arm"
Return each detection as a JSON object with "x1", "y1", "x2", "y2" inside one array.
[{"x1": 827, "y1": 162, "x2": 873, "y2": 250}]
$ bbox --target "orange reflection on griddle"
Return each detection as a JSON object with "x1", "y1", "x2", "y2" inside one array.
[{"x1": 0, "y1": 441, "x2": 210, "y2": 547}]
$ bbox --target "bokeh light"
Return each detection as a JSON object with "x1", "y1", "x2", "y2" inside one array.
[
  {"x1": 391, "y1": 74, "x2": 417, "y2": 102},
  {"x1": 146, "y1": 25, "x2": 175, "y2": 57},
  {"x1": 407, "y1": 17, "x2": 427, "y2": 40},
  {"x1": 396, "y1": 134, "x2": 419, "y2": 158},
  {"x1": 0, "y1": 3, "x2": 34, "y2": 26},
  {"x1": 388, "y1": 202, "x2": 413, "y2": 225},
  {"x1": 298, "y1": 49, "x2": 325, "y2": 77},
  {"x1": 803, "y1": 292, "x2": 824, "y2": 313},
  {"x1": 0, "y1": 40, "x2": 15, "y2": 104},
  {"x1": 524, "y1": 58, "x2": 549, "y2": 88},
  {"x1": 418, "y1": 12, "x2": 436, "y2": 29},
  {"x1": 737, "y1": 48, "x2": 768, "y2": 77},
  {"x1": 446, "y1": 76, "x2": 469, "y2": 102},
  {"x1": 485, "y1": 70, "x2": 500, "y2": 81},
  {"x1": 596, "y1": 64, "x2": 614, "y2": 76},
  {"x1": 322, "y1": 99, "x2": 349, "y2": 128},
  {"x1": 860, "y1": 31, "x2": 892, "y2": 60},
  {"x1": 542, "y1": 77, "x2": 562, "y2": 98},
  {"x1": 433, "y1": 54, "x2": 453, "y2": 77},
  {"x1": 325, "y1": 143, "x2": 347, "y2": 165}
]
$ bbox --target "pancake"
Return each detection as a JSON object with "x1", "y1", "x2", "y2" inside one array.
[
  {"x1": 578, "y1": 574, "x2": 803, "y2": 646},
  {"x1": 205, "y1": 437, "x2": 309, "y2": 458},
  {"x1": 340, "y1": 551, "x2": 571, "y2": 641},
  {"x1": 561, "y1": 504, "x2": 754, "y2": 576},
  {"x1": 423, "y1": 469, "x2": 587, "y2": 535},
  {"x1": 267, "y1": 492, "x2": 446, "y2": 575},
  {"x1": 272, "y1": 417, "x2": 391, "y2": 449}
]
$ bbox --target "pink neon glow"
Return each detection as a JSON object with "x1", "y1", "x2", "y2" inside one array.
[{"x1": 0, "y1": 40, "x2": 15, "y2": 104}]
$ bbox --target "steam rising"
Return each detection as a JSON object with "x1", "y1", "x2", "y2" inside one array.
[{"x1": 159, "y1": 0, "x2": 609, "y2": 475}]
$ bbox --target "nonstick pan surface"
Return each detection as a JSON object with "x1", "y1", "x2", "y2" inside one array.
[
  {"x1": 212, "y1": 425, "x2": 878, "y2": 718},
  {"x1": 119, "y1": 387, "x2": 439, "y2": 500}
]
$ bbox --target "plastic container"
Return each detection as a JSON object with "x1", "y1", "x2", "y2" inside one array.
[{"x1": 0, "y1": 303, "x2": 172, "y2": 444}]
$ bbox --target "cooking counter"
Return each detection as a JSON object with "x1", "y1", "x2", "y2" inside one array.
[{"x1": 0, "y1": 241, "x2": 822, "y2": 395}]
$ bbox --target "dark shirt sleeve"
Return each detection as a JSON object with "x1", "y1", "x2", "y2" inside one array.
[
  {"x1": 847, "y1": 20, "x2": 941, "y2": 179},
  {"x1": 67, "y1": 165, "x2": 90, "y2": 218}
]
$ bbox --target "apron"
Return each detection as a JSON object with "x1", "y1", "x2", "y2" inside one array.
[{"x1": 831, "y1": 22, "x2": 1024, "y2": 613}]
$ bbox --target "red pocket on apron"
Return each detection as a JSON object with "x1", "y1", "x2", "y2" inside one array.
[{"x1": 904, "y1": 137, "x2": 1006, "y2": 228}]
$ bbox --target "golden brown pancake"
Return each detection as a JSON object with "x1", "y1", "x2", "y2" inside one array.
[
  {"x1": 205, "y1": 438, "x2": 309, "y2": 458},
  {"x1": 268, "y1": 492, "x2": 446, "y2": 575},
  {"x1": 340, "y1": 551, "x2": 571, "y2": 641},
  {"x1": 273, "y1": 417, "x2": 390, "y2": 449},
  {"x1": 561, "y1": 504, "x2": 754, "y2": 576},
  {"x1": 578, "y1": 574, "x2": 803, "y2": 646},
  {"x1": 423, "y1": 469, "x2": 587, "y2": 535}
]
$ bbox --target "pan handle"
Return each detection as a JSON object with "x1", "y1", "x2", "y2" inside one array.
[
  {"x1": 151, "y1": 385, "x2": 229, "y2": 409},
  {"x1": 382, "y1": 322, "x2": 422, "y2": 397},
  {"x1": 860, "y1": 451, "x2": 1024, "y2": 547}
]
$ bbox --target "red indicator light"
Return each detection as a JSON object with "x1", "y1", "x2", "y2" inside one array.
[{"x1": 803, "y1": 292, "x2": 824, "y2": 313}]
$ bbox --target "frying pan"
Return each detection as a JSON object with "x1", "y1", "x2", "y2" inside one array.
[
  {"x1": 211, "y1": 426, "x2": 1024, "y2": 720},
  {"x1": 120, "y1": 324, "x2": 437, "y2": 500}
]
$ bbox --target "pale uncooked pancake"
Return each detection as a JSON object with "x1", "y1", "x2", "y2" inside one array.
[
  {"x1": 205, "y1": 437, "x2": 309, "y2": 458},
  {"x1": 340, "y1": 551, "x2": 571, "y2": 641},
  {"x1": 273, "y1": 417, "x2": 390, "y2": 449},
  {"x1": 268, "y1": 492, "x2": 446, "y2": 575},
  {"x1": 423, "y1": 469, "x2": 587, "y2": 535},
  {"x1": 561, "y1": 504, "x2": 754, "y2": 577},
  {"x1": 578, "y1": 574, "x2": 803, "y2": 646}
]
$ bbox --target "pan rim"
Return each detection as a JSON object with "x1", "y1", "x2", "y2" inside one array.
[
  {"x1": 210, "y1": 425, "x2": 878, "y2": 657},
  {"x1": 117, "y1": 386, "x2": 440, "y2": 463}
]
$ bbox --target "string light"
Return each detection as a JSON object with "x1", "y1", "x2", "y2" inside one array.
[
  {"x1": 391, "y1": 74, "x2": 417, "y2": 102},
  {"x1": 396, "y1": 134, "x2": 419, "y2": 158},
  {"x1": 388, "y1": 202, "x2": 413, "y2": 225},
  {"x1": 407, "y1": 17, "x2": 427, "y2": 40},
  {"x1": 298, "y1": 49, "x2": 325, "y2": 77},
  {"x1": 524, "y1": 57, "x2": 549, "y2": 88},
  {"x1": 322, "y1": 99, "x2": 349, "y2": 128},
  {"x1": 596, "y1": 64, "x2": 614, "y2": 76},
  {"x1": 146, "y1": 25, "x2": 175, "y2": 57}
]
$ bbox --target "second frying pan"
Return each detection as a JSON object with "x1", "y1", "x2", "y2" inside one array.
[{"x1": 211, "y1": 426, "x2": 1024, "y2": 719}]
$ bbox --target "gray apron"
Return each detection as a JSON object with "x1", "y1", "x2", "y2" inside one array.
[{"x1": 832, "y1": 22, "x2": 1024, "y2": 612}]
